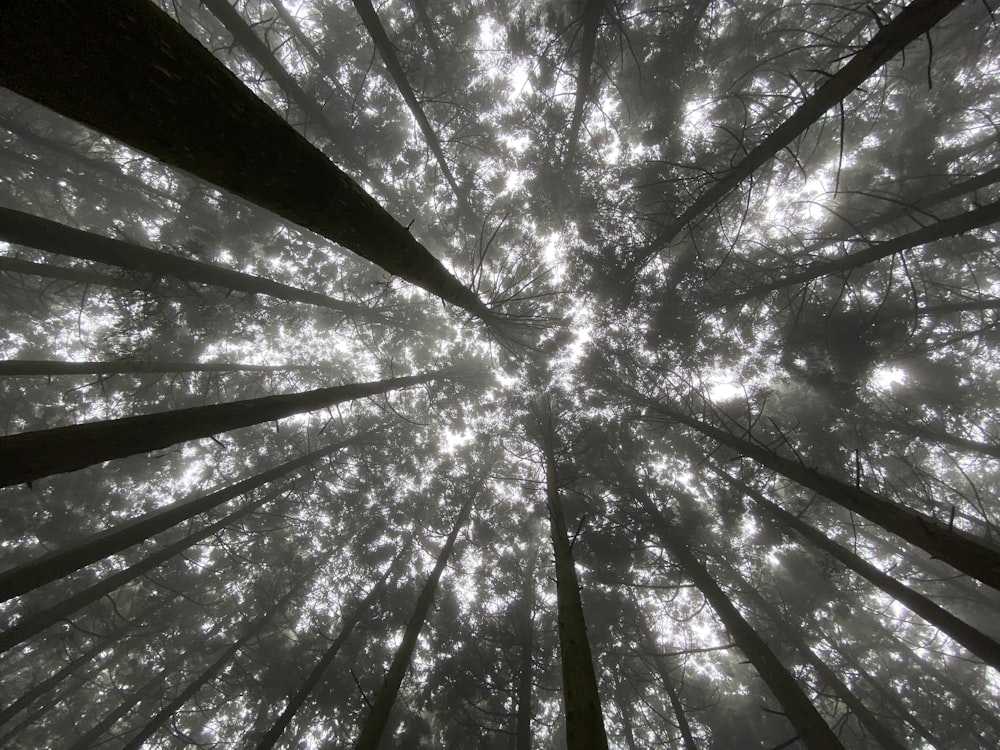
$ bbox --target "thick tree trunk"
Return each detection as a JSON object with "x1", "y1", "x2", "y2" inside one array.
[
  {"x1": 564, "y1": 0, "x2": 604, "y2": 171},
  {"x1": 0, "y1": 1, "x2": 492, "y2": 322},
  {"x1": 640, "y1": 0, "x2": 965, "y2": 261},
  {"x1": 537, "y1": 411, "x2": 610, "y2": 750},
  {"x1": 349, "y1": 0, "x2": 463, "y2": 202},
  {"x1": 733, "y1": 198, "x2": 1000, "y2": 301},
  {"x1": 0, "y1": 207, "x2": 398, "y2": 322},
  {"x1": 255, "y1": 564, "x2": 396, "y2": 750},
  {"x1": 0, "y1": 436, "x2": 362, "y2": 601},
  {"x1": 0, "y1": 360, "x2": 317, "y2": 376},
  {"x1": 0, "y1": 369, "x2": 451, "y2": 487},
  {"x1": 650, "y1": 401, "x2": 1000, "y2": 591},
  {"x1": 638, "y1": 496, "x2": 845, "y2": 749},
  {"x1": 0, "y1": 484, "x2": 283, "y2": 653},
  {"x1": 710, "y1": 466, "x2": 1000, "y2": 671},
  {"x1": 353, "y1": 498, "x2": 473, "y2": 750}
]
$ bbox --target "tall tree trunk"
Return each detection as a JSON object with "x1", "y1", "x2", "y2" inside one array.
[
  {"x1": 535, "y1": 406, "x2": 610, "y2": 750},
  {"x1": 514, "y1": 555, "x2": 536, "y2": 750},
  {"x1": 0, "y1": 360, "x2": 318, "y2": 376},
  {"x1": 877, "y1": 416, "x2": 1000, "y2": 462},
  {"x1": 254, "y1": 561, "x2": 398, "y2": 750},
  {"x1": 349, "y1": 0, "x2": 463, "y2": 203},
  {"x1": 636, "y1": 616, "x2": 697, "y2": 750},
  {"x1": 710, "y1": 464, "x2": 1000, "y2": 671},
  {"x1": 0, "y1": 255, "x2": 129, "y2": 289},
  {"x1": 0, "y1": 1, "x2": 493, "y2": 322},
  {"x1": 0, "y1": 207, "x2": 399, "y2": 323},
  {"x1": 0, "y1": 483, "x2": 284, "y2": 653},
  {"x1": 121, "y1": 577, "x2": 308, "y2": 750},
  {"x1": 0, "y1": 368, "x2": 454, "y2": 487},
  {"x1": 353, "y1": 498, "x2": 473, "y2": 750},
  {"x1": 647, "y1": 400, "x2": 1000, "y2": 591},
  {"x1": 639, "y1": 0, "x2": 965, "y2": 262},
  {"x1": 0, "y1": 640, "x2": 105, "y2": 727},
  {"x1": 636, "y1": 494, "x2": 846, "y2": 749},
  {"x1": 720, "y1": 559, "x2": 908, "y2": 750},
  {"x1": 1, "y1": 435, "x2": 363, "y2": 601},
  {"x1": 564, "y1": 0, "x2": 604, "y2": 171},
  {"x1": 732, "y1": 198, "x2": 1000, "y2": 302}
]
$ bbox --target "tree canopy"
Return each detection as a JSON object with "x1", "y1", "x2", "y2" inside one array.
[{"x1": 1, "y1": 0, "x2": 998, "y2": 747}]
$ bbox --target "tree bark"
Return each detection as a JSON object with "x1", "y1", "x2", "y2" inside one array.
[
  {"x1": 535, "y1": 406, "x2": 610, "y2": 750},
  {"x1": 0, "y1": 1, "x2": 492, "y2": 322},
  {"x1": 0, "y1": 206, "x2": 399, "y2": 323},
  {"x1": 564, "y1": 0, "x2": 604, "y2": 171},
  {"x1": 0, "y1": 483, "x2": 284, "y2": 653},
  {"x1": 349, "y1": 0, "x2": 463, "y2": 202},
  {"x1": 710, "y1": 465, "x2": 1000, "y2": 671},
  {"x1": 0, "y1": 360, "x2": 317, "y2": 376},
  {"x1": 637, "y1": 495, "x2": 846, "y2": 749},
  {"x1": 0, "y1": 369, "x2": 452, "y2": 487},
  {"x1": 353, "y1": 498, "x2": 473, "y2": 750},
  {"x1": 255, "y1": 563, "x2": 396, "y2": 750},
  {"x1": 648, "y1": 400, "x2": 1000, "y2": 592},
  {"x1": 0, "y1": 436, "x2": 363, "y2": 601},
  {"x1": 640, "y1": 0, "x2": 965, "y2": 261}
]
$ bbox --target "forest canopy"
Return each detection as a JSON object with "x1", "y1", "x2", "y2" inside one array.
[{"x1": 1, "y1": 0, "x2": 999, "y2": 748}]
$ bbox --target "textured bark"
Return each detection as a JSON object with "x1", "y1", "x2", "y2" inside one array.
[
  {"x1": 711, "y1": 466, "x2": 1000, "y2": 671},
  {"x1": 564, "y1": 0, "x2": 604, "y2": 171},
  {"x1": 350, "y1": 0, "x2": 463, "y2": 202},
  {"x1": 255, "y1": 565, "x2": 396, "y2": 750},
  {"x1": 0, "y1": 207, "x2": 398, "y2": 322},
  {"x1": 639, "y1": 496, "x2": 845, "y2": 749},
  {"x1": 0, "y1": 369, "x2": 450, "y2": 487},
  {"x1": 650, "y1": 401, "x2": 1000, "y2": 592},
  {"x1": 0, "y1": 360, "x2": 317, "y2": 376},
  {"x1": 536, "y1": 409, "x2": 610, "y2": 750},
  {"x1": 734, "y1": 198, "x2": 1000, "y2": 301},
  {"x1": 0, "y1": 1, "x2": 492, "y2": 321},
  {"x1": 0, "y1": 484, "x2": 283, "y2": 653},
  {"x1": 0, "y1": 437, "x2": 361, "y2": 601},
  {"x1": 353, "y1": 498, "x2": 473, "y2": 750},
  {"x1": 641, "y1": 0, "x2": 965, "y2": 260}
]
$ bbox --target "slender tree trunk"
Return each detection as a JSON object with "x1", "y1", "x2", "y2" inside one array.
[
  {"x1": 255, "y1": 563, "x2": 397, "y2": 750},
  {"x1": 732, "y1": 198, "x2": 1000, "y2": 302},
  {"x1": 349, "y1": 0, "x2": 463, "y2": 202},
  {"x1": 710, "y1": 465, "x2": 1000, "y2": 671},
  {"x1": 0, "y1": 1, "x2": 493, "y2": 322},
  {"x1": 564, "y1": 0, "x2": 604, "y2": 171},
  {"x1": 636, "y1": 616, "x2": 697, "y2": 750},
  {"x1": 0, "y1": 360, "x2": 317, "y2": 376},
  {"x1": 637, "y1": 495, "x2": 845, "y2": 749},
  {"x1": 0, "y1": 255, "x2": 129, "y2": 289},
  {"x1": 122, "y1": 578, "x2": 308, "y2": 750},
  {"x1": 514, "y1": 556, "x2": 536, "y2": 750},
  {"x1": 536, "y1": 408, "x2": 610, "y2": 750},
  {"x1": 918, "y1": 297, "x2": 1000, "y2": 315},
  {"x1": 0, "y1": 207, "x2": 398, "y2": 322},
  {"x1": 353, "y1": 498, "x2": 473, "y2": 750},
  {"x1": 0, "y1": 483, "x2": 284, "y2": 653},
  {"x1": 1, "y1": 436, "x2": 363, "y2": 601},
  {"x1": 648, "y1": 400, "x2": 1000, "y2": 591},
  {"x1": 0, "y1": 640, "x2": 105, "y2": 727},
  {"x1": 877, "y1": 417, "x2": 1000, "y2": 462},
  {"x1": 720, "y1": 559, "x2": 907, "y2": 750},
  {"x1": 640, "y1": 0, "x2": 965, "y2": 260},
  {"x1": 0, "y1": 368, "x2": 453, "y2": 487}
]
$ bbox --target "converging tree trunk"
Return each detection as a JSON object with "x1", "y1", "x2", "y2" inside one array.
[
  {"x1": 353, "y1": 497, "x2": 474, "y2": 750},
  {"x1": 639, "y1": 0, "x2": 965, "y2": 262},
  {"x1": 0, "y1": 1, "x2": 494, "y2": 322},
  {"x1": 636, "y1": 615, "x2": 698, "y2": 750},
  {"x1": 0, "y1": 369, "x2": 454, "y2": 486},
  {"x1": 0, "y1": 360, "x2": 318, "y2": 376},
  {"x1": 564, "y1": 0, "x2": 604, "y2": 171},
  {"x1": 0, "y1": 436, "x2": 365, "y2": 601},
  {"x1": 0, "y1": 207, "x2": 399, "y2": 323}
]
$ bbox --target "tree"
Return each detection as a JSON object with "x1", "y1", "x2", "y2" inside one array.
[{"x1": 2, "y1": 0, "x2": 998, "y2": 747}]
